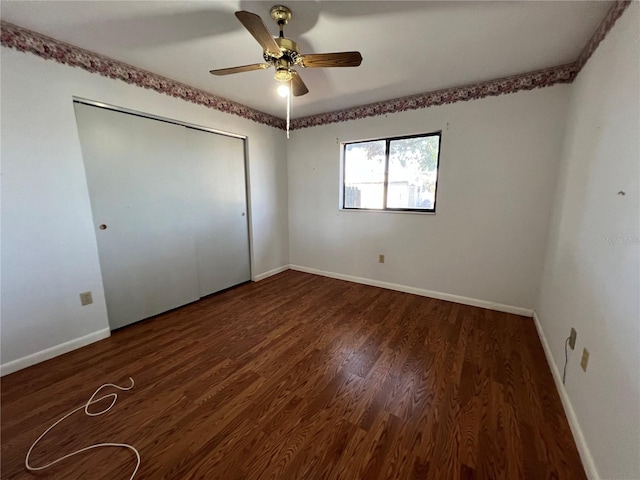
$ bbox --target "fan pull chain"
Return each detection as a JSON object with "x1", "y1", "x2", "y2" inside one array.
[{"x1": 286, "y1": 79, "x2": 291, "y2": 139}]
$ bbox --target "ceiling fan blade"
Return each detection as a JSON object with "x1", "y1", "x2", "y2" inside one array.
[
  {"x1": 210, "y1": 63, "x2": 270, "y2": 76},
  {"x1": 299, "y1": 51, "x2": 362, "y2": 68},
  {"x1": 235, "y1": 11, "x2": 282, "y2": 58},
  {"x1": 291, "y1": 71, "x2": 309, "y2": 97}
]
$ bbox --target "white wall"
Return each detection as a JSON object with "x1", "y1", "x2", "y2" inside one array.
[
  {"x1": 1, "y1": 48, "x2": 289, "y2": 369},
  {"x1": 287, "y1": 86, "x2": 570, "y2": 310},
  {"x1": 536, "y1": 4, "x2": 640, "y2": 479}
]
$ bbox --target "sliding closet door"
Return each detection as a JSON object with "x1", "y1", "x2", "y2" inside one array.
[
  {"x1": 185, "y1": 127, "x2": 250, "y2": 297},
  {"x1": 75, "y1": 103, "x2": 199, "y2": 330}
]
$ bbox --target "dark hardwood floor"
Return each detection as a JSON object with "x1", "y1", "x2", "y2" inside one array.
[{"x1": 1, "y1": 270, "x2": 585, "y2": 479}]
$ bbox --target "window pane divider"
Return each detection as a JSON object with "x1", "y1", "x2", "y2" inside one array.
[{"x1": 383, "y1": 139, "x2": 390, "y2": 209}]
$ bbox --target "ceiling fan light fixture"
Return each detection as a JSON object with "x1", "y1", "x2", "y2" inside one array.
[
  {"x1": 274, "y1": 69, "x2": 292, "y2": 83},
  {"x1": 277, "y1": 84, "x2": 290, "y2": 97}
]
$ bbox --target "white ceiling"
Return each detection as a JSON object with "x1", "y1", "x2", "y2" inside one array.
[{"x1": 1, "y1": 1, "x2": 610, "y2": 119}]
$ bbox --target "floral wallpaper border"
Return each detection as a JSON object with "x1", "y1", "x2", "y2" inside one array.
[
  {"x1": 575, "y1": 0, "x2": 631, "y2": 73},
  {"x1": 290, "y1": 64, "x2": 577, "y2": 130},
  {"x1": 291, "y1": 0, "x2": 631, "y2": 130},
  {"x1": 0, "y1": 0, "x2": 631, "y2": 132},
  {"x1": 0, "y1": 21, "x2": 286, "y2": 130}
]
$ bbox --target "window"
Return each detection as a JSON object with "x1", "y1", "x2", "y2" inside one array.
[{"x1": 342, "y1": 132, "x2": 441, "y2": 212}]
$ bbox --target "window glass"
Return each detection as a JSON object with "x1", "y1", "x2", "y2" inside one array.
[
  {"x1": 387, "y1": 136, "x2": 439, "y2": 210},
  {"x1": 343, "y1": 140, "x2": 385, "y2": 209},
  {"x1": 342, "y1": 133, "x2": 441, "y2": 212}
]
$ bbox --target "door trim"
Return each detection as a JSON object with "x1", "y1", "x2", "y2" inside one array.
[{"x1": 72, "y1": 97, "x2": 247, "y2": 139}]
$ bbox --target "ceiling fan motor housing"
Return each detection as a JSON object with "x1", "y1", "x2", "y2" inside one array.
[{"x1": 264, "y1": 37, "x2": 300, "y2": 66}]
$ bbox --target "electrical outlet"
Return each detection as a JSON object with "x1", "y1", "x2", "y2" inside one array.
[
  {"x1": 79, "y1": 291, "x2": 93, "y2": 306},
  {"x1": 581, "y1": 348, "x2": 590, "y2": 372},
  {"x1": 378, "y1": 254, "x2": 385, "y2": 264},
  {"x1": 569, "y1": 327, "x2": 577, "y2": 350}
]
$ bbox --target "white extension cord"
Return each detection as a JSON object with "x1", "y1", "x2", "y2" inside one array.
[{"x1": 25, "y1": 377, "x2": 140, "y2": 479}]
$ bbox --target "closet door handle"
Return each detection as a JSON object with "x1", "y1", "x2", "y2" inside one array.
[
  {"x1": 241, "y1": 212, "x2": 245, "y2": 216},
  {"x1": 99, "y1": 224, "x2": 108, "y2": 230}
]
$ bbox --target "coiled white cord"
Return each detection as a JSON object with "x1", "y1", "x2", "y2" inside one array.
[{"x1": 25, "y1": 377, "x2": 140, "y2": 479}]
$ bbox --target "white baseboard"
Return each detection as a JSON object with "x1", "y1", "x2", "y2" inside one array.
[
  {"x1": 253, "y1": 264, "x2": 291, "y2": 282},
  {"x1": 289, "y1": 264, "x2": 533, "y2": 317},
  {"x1": 0, "y1": 328, "x2": 111, "y2": 377},
  {"x1": 532, "y1": 311, "x2": 598, "y2": 480}
]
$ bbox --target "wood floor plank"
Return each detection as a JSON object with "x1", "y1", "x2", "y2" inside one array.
[{"x1": 1, "y1": 270, "x2": 586, "y2": 479}]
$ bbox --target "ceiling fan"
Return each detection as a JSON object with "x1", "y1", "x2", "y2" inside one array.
[{"x1": 209, "y1": 5, "x2": 363, "y2": 97}]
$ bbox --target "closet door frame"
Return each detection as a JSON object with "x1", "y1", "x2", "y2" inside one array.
[
  {"x1": 74, "y1": 96, "x2": 254, "y2": 295},
  {"x1": 74, "y1": 97, "x2": 248, "y2": 140}
]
